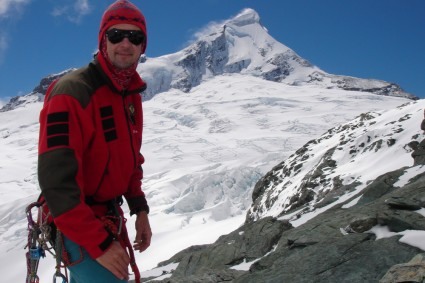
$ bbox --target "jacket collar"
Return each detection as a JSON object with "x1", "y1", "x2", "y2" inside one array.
[{"x1": 94, "y1": 53, "x2": 147, "y2": 95}]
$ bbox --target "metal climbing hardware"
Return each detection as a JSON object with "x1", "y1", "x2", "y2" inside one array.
[
  {"x1": 52, "y1": 228, "x2": 68, "y2": 283},
  {"x1": 30, "y1": 247, "x2": 45, "y2": 260},
  {"x1": 53, "y1": 271, "x2": 67, "y2": 283},
  {"x1": 26, "y1": 201, "x2": 45, "y2": 283},
  {"x1": 25, "y1": 199, "x2": 69, "y2": 283}
]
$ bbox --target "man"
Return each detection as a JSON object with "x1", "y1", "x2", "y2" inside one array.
[{"x1": 37, "y1": 1, "x2": 151, "y2": 282}]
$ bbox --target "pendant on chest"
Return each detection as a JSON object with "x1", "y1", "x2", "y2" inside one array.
[{"x1": 128, "y1": 103, "x2": 136, "y2": 125}]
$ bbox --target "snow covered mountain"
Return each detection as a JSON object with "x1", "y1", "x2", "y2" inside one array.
[
  {"x1": 0, "y1": 9, "x2": 416, "y2": 113},
  {"x1": 0, "y1": 8, "x2": 422, "y2": 283},
  {"x1": 138, "y1": 8, "x2": 416, "y2": 101},
  {"x1": 247, "y1": 100, "x2": 425, "y2": 223}
]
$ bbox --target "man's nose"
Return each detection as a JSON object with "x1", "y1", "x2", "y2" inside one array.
[{"x1": 120, "y1": 37, "x2": 132, "y2": 46}]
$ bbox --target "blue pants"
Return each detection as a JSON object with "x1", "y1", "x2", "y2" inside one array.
[{"x1": 63, "y1": 236, "x2": 128, "y2": 283}]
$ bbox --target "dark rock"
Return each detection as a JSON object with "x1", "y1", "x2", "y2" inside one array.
[
  {"x1": 380, "y1": 253, "x2": 425, "y2": 283},
  {"x1": 356, "y1": 168, "x2": 407, "y2": 205},
  {"x1": 386, "y1": 198, "x2": 423, "y2": 211},
  {"x1": 412, "y1": 139, "x2": 425, "y2": 165},
  {"x1": 148, "y1": 217, "x2": 291, "y2": 282}
]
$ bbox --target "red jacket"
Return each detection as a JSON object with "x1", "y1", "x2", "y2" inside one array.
[{"x1": 38, "y1": 54, "x2": 148, "y2": 259}]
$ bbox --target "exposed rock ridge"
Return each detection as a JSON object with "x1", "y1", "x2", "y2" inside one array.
[{"x1": 247, "y1": 102, "x2": 423, "y2": 223}]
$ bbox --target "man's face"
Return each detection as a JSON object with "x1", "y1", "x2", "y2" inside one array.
[{"x1": 106, "y1": 23, "x2": 143, "y2": 69}]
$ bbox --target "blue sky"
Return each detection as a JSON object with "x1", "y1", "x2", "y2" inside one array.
[{"x1": 0, "y1": 0, "x2": 424, "y2": 102}]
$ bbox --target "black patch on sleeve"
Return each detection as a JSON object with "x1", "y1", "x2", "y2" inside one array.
[
  {"x1": 47, "y1": 112, "x2": 69, "y2": 123},
  {"x1": 46, "y1": 112, "x2": 70, "y2": 148},
  {"x1": 47, "y1": 124, "x2": 69, "y2": 135},
  {"x1": 47, "y1": 135, "x2": 69, "y2": 148}
]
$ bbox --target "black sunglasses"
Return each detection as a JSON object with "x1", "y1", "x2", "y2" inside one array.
[{"x1": 106, "y1": 28, "x2": 146, "y2": 46}]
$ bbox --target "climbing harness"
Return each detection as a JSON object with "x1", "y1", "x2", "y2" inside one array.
[
  {"x1": 98, "y1": 197, "x2": 141, "y2": 283},
  {"x1": 25, "y1": 196, "x2": 142, "y2": 283},
  {"x1": 25, "y1": 200, "x2": 68, "y2": 283}
]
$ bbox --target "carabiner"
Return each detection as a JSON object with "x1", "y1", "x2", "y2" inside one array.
[{"x1": 53, "y1": 272, "x2": 67, "y2": 283}]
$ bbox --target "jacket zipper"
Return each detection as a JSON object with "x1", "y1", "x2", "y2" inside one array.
[
  {"x1": 92, "y1": 152, "x2": 110, "y2": 197},
  {"x1": 122, "y1": 92, "x2": 137, "y2": 169}
]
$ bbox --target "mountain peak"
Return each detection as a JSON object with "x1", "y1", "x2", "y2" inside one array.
[
  {"x1": 228, "y1": 8, "x2": 261, "y2": 27},
  {"x1": 139, "y1": 9, "x2": 416, "y2": 101},
  {"x1": 0, "y1": 9, "x2": 416, "y2": 112}
]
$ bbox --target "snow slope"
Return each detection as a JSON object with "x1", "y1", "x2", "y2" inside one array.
[{"x1": 0, "y1": 73, "x2": 413, "y2": 282}]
